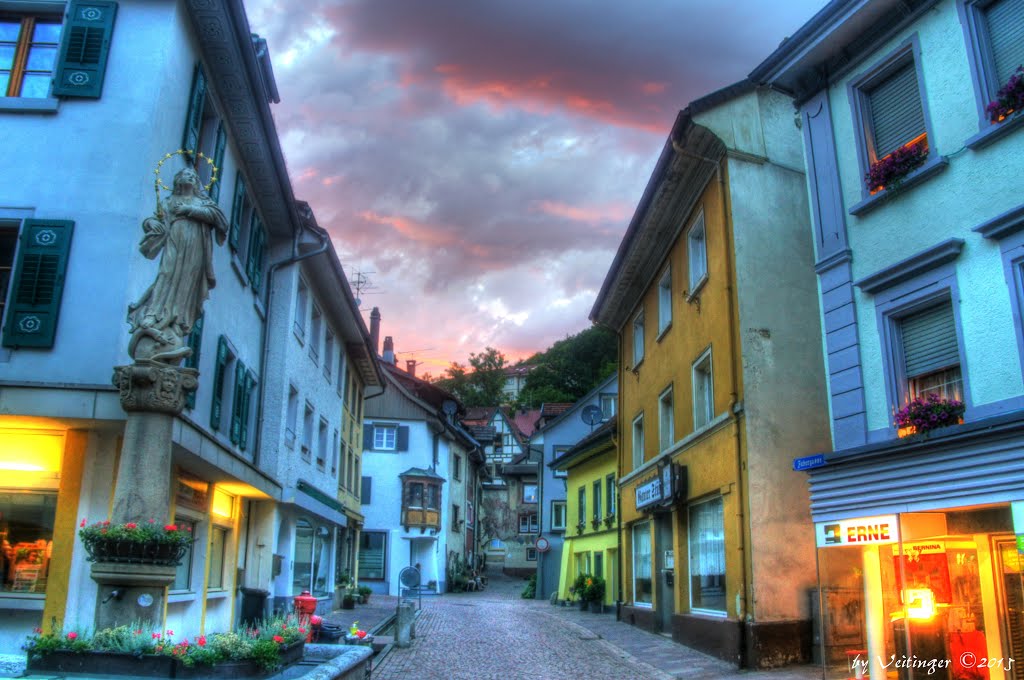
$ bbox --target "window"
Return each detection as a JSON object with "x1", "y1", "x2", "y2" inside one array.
[
  {"x1": 309, "y1": 303, "x2": 322, "y2": 364},
  {"x1": 592, "y1": 479, "x2": 602, "y2": 521},
  {"x1": 285, "y1": 385, "x2": 299, "y2": 446},
  {"x1": 551, "y1": 501, "x2": 566, "y2": 531},
  {"x1": 631, "y1": 414, "x2": 644, "y2": 470},
  {"x1": 426, "y1": 484, "x2": 440, "y2": 511},
  {"x1": 518, "y1": 513, "x2": 538, "y2": 533},
  {"x1": 373, "y1": 424, "x2": 397, "y2": 451},
  {"x1": 358, "y1": 531, "x2": 386, "y2": 580},
  {"x1": 599, "y1": 393, "x2": 616, "y2": 421},
  {"x1": 522, "y1": 483, "x2": 538, "y2": 504},
  {"x1": 360, "y1": 475, "x2": 371, "y2": 505},
  {"x1": 301, "y1": 402, "x2": 314, "y2": 461},
  {"x1": 245, "y1": 214, "x2": 265, "y2": 291},
  {"x1": 183, "y1": 315, "x2": 204, "y2": 410},
  {"x1": 0, "y1": 491, "x2": 57, "y2": 594},
  {"x1": 962, "y1": 0, "x2": 1024, "y2": 126},
  {"x1": 0, "y1": 226, "x2": 17, "y2": 328},
  {"x1": 229, "y1": 174, "x2": 254, "y2": 255},
  {"x1": 408, "y1": 482, "x2": 424, "y2": 508},
  {"x1": 551, "y1": 446, "x2": 569, "y2": 478},
  {"x1": 292, "y1": 519, "x2": 330, "y2": 596},
  {"x1": 659, "y1": 385, "x2": 674, "y2": 451},
  {"x1": 337, "y1": 350, "x2": 347, "y2": 395},
  {"x1": 294, "y1": 277, "x2": 308, "y2": 339},
  {"x1": 687, "y1": 211, "x2": 707, "y2": 292},
  {"x1": 898, "y1": 300, "x2": 963, "y2": 402},
  {"x1": 657, "y1": 267, "x2": 672, "y2": 334},
  {"x1": 1, "y1": 14, "x2": 61, "y2": 98},
  {"x1": 688, "y1": 496, "x2": 726, "y2": 613},
  {"x1": 593, "y1": 552, "x2": 603, "y2": 579},
  {"x1": 692, "y1": 348, "x2": 714, "y2": 430},
  {"x1": 1, "y1": 219, "x2": 74, "y2": 349},
  {"x1": 467, "y1": 501, "x2": 474, "y2": 528},
  {"x1": 577, "y1": 486, "x2": 586, "y2": 528},
  {"x1": 606, "y1": 475, "x2": 616, "y2": 518},
  {"x1": 324, "y1": 329, "x2": 334, "y2": 380},
  {"x1": 632, "y1": 309, "x2": 645, "y2": 367},
  {"x1": 452, "y1": 504, "x2": 460, "y2": 531},
  {"x1": 207, "y1": 525, "x2": 227, "y2": 590},
  {"x1": 526, "y1": 547, "x2": 537, "y2": 561},
  {"x1": 632, "y1": 521, "x2": 652, "y2": 606},
  {"x1": 171, "y1": 518, "x2": 197, "y2": 591},
  {"x1": 317, "y1": 417, "x2": 328, "y2": 470},
  {"x1": 331, "y1": 429, "x2": 339, "y2": 476},
  {"x1": 453, "y1": 454, "x2": 461, "y2": 481},
  {"x1": 229, "y1": 363, "x2": 256, "y2": 450},
  {"x1": 210, "y1": 336, "x2": 236, "y2": 433}
]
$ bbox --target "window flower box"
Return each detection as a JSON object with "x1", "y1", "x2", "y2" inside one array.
[
  {"x1": 79, "y1": 520, "x2": 192, "y2": 567},
  {"x1": 865, "y1": 140, "x2": 929, "y2": 195},
  {"x1": 894, "y1": 394, "x2": 965, "y2": 437},
  {"x1": 575, "y1": 523, "x2": 585, "y2": 535},
  {"x1": 603, "y1": 514, "x2": 614, "y2": 528},
  {"x1": 987, "y1": 66, "x2": 1024, "y2": 124}
]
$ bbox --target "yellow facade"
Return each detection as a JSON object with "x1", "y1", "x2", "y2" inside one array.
[{"x1": 556, "y1": 438, "x2": 619, "y2": 606}]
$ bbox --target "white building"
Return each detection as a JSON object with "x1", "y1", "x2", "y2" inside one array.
[{"x1": 0, "y1": 0, "x2": 376, "y2": 650}]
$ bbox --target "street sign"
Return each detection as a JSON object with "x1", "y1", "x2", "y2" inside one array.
[
  {"x1": 536, "y1": 537, "x2": 550, "y2": 553},
  {"x1": 793, "y1": 453, "x2": 826, "y2": 471}
]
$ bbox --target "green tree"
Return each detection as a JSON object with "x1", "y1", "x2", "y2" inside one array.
[
  {"x1": 514, "y1": 325, "x2": 617, "y2": 409},
  {"x1": 435, "y1": 347, "x2": 507, "y2": 407}
]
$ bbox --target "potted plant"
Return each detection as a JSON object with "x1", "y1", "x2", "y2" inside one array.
[
  {"x1": 591, "y1": 517, "x2": 600, "y2": 529},
  {"x1": 357, "y1": 585, "x2": 372, "y2": 604},
  {"x1": 894, "y1": 393, "x2": 965, "y2": 437},
  {"x1": 576, "y1": 521, "x2": 585, "y2": 536},
  {"x1": 987, "y1": 65, "x2": 1024, "y2": 123},
  {"x1": 865, "y1": 140, "x2": 929, "y2": 195},
  {"x1": 78, "y1": 519, "x2": 193, "y2": 566},
  {"x1": 586, "y1": 577, "x2": 606, "y2": 613},
  {"x1": 344, "y1": 621, "x2": 373, "y2": 646},
  {"x1": 341, "y1": 589, "x2": 356, "y2": 610},
  {"x1": 603, "y1": 513, "x2": 614, "y2": 528},
  {"x1": 571, "y1": 574, "x2": 590, "y2": 611}
]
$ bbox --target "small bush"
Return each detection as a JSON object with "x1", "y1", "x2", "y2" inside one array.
[{"x1": 521, "y1": 573, "x2": 537, "y2": 599}]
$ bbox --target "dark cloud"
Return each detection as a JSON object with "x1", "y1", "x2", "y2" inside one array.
[{"x1": 245, "y1": 0, "x2": 824, "y2": 366}]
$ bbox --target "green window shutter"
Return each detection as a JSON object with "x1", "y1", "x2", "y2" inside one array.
[
  {"x1": 363, "y1": 424, "x2": 374, "y2": 450},
  {"x1": 239, "y1": 371, "x2": 256, "y2": 451},
  {"x1": 52, "y1": 1, "x2": 118, "y2": 98},
  {"x1": 867, "y1": 62, "x2": 926, "y2": 158},
  {"x1": 210, "y1": 336, "x2": 228, "y2": 430},
  {"x1": 230, "y1": 360, "x2": 246, "y2": 445},
  {"x1": 246, "y1": 217, "x2": 266, "y2": 290},
  {"x1": 181, "y1": 63, "x2": 207, "y2": 159},
  {"x1": 2, "y1": 220, "x2": 74, "y2": 349},
  {"x1": 229, "y1": 173, "x2": 245, "y2": 251},
  {"x1": 184, "y1": 314, "x2": 204, "y2": 409},
  {"x1": 209, "y1": 122, "x2": 227, "y2": 201}
]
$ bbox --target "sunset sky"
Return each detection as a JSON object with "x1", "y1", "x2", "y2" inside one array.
[{"x1": 245, "y1": 0, "x2": 825, "y2": 375}]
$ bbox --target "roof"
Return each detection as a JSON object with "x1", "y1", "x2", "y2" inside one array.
[
  {"x1": 399, "y1": 467, "x2": 446, "y2": 481},
  {"x1": 465, "y1": 425, "x2": 496, "y2": 442},
  {"x1": 503, "y1": 365, "x2": 535, "y2": 377},
  {"x1": 507, "y1": 408, "x2": 542, "y2": 440},
  {"x1": 549, "y1": 420, "x2": 617, "y2": 471},
  {"x1": 462, "y1": 406, "x2": 496, "y2": 425},
  {"x1": 536, "y1": 373, "x2": 617, "y2": 436},
  {"x1": 381, "y1": 360, "x2": 460, "y2": 414},
  {"x1": 590, "y1": 101, "x2": 731, "y2": 329},
  {"x1": 539, "y1": 403, "x2": 573, "y2": 419}
]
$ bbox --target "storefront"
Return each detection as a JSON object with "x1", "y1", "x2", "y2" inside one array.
[{"x1": 816, "y1": 506, "x2": 1022, "y2": 680}]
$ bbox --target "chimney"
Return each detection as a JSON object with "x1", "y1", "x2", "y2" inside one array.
[
  {"x1": 369, "y1": 307, "x2": 381, "y2": 356},
  {"x1": 406, "y1": 360, "x2": 417, "y2": 377},
  {"x1": 383, "y1": 336, "x2": 395, "y2": 364}
]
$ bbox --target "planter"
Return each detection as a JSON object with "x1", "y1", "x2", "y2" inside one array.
[
  {"x1": 82, "y1": 538, "x2": 187, "y2": 566},
  {"x1": 344, "y1": 634, "x2": 374, "y2": 646},
  {"x1": 578, "y1": 600, "x2": 589, "y2": 612},
  {"x1": 341, "y1": 598, "x2": 356, "y2": 610},
  {"x1": 279, "y1": 641, "x2": 304, "y2": 666},
  {"x1": 28, "y1": 651, "x2": 176, "y2": 677},
  {"x1": 175, "y1": 660, "x2": 262, "y2": 679},
  {"x1": 590, "y1": 602, "x2": 604, "y2": 613}
]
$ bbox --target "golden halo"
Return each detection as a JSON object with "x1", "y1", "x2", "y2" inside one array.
[{"x1": 153, "y1": 149, "x2": 219, "y2": 194}]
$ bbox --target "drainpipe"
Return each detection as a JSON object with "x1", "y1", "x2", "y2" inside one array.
[{"x1": 251, "y1": 219, "x2": 330, "y2": 468}]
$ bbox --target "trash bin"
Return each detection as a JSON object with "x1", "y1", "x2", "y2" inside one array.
[{"x1": 239, "y1": 587, "x2": 269, "y2": 627}]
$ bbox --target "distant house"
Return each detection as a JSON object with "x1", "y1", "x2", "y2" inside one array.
[{"x1": 501, "y1": 365, "x2": 534, "y2": 403}]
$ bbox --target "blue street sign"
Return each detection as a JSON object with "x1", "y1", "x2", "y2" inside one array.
[{"x1": 793, "y1": 453, "x2": 826, "y2": 471}]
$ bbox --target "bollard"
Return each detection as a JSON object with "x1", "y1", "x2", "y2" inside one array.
[{"x1": 395, "y1": 600, "x2": 416, "y2": 648}]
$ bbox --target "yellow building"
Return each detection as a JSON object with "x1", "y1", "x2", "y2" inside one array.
[
  {"x1": 591, "y1": 83, "x2": 831, "y2": 668},
  {"x1": 551, "y1": 422, "x2": 618, "y2": 608}
]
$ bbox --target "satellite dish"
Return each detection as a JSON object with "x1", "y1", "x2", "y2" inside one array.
[
  {"x1": 442, "y1": 400, "x2": 458, "y2": 416},
  {"x1": 581, "y1": 405, "x2": 603, "y2": 427}
]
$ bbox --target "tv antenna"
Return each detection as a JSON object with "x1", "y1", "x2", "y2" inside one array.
[{"x1": 348, "y1": 269, "x2": 376, "y2": 307}]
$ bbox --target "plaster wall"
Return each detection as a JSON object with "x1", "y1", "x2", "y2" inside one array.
[{"x1": 824, "y1": 0, "x2": 1024, "y2": 432}]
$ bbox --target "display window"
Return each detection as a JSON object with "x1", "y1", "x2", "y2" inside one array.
[
  {"x1": 815, "y1": 506, "x2": 1023, "y2": 679},
  {"x1": 0, "y1": 491, "x2": 57, "y2": 594}
]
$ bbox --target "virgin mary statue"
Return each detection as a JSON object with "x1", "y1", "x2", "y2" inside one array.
[{"x1": 128, "y1": 167, "x2": 228, "y2": 363}]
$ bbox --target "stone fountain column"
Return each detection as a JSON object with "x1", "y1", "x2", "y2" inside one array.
[{"x1": 93, "y1": 362, "x2": 197, "y2": 630}]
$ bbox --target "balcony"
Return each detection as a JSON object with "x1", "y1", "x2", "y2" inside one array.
[{"x1": 399, "y1": 467, "x2": 444, "y2": 533}]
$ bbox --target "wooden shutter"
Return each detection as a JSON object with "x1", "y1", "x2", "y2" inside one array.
[
  {"x1": 229, "y1": 173, "x2": 245, "y2": 250},
  {"x1": 52, "y1": 1, "x2": 117, "y2": 98},
  {"x1": 230, "y1": 360, "x2": 246, "y2": 445},
  {"x1": 247, "y1": 216, "x2": 265, "y2": 290},
  {"x1": 184, "y1": 314, "x2": 204, "y2": 409},
  {"x1": 868, "y1": 61, "x2": 926, "y2": 158},
  {"x1": 2, "y1": 220, "x2": 74, "y2": 349},
  {"x1": 396, "y1": 425, "x2": 409, "y2": 451},
  {"x1": 209, "y1": 122, "x2": 227, "y2": 201},
  {"x1": 361, "y1": 476, "x2": 371, "y2": 504},
  {"x1": 901, "y1": 302, "x2": 959, "y2": 378},
  {"x1": 239, "y1": 371, "x2": 255, "y2": 450},
  {"x1": 210, "y1": 336, "x2": 228, "y2": 430},
  {"x1": 363, "y1": 424, "x2": 374, "y2": 449},
  {"x1": 986, "y1": 0, "x2": 1024, "y2": 86},
  {"x1": 181, "y1": 63, "x2": 206, "y2": 158}
]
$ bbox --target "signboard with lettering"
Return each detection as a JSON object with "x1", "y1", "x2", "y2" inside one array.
[
  {"x1": 815, "y1": 515, "x2": 899, "y2": 548},
  {"x1": 635, "y1": 474, "x2": 663, "y2": 511},
  {"x1": 792, "y1": 453, "x2": 826, "y2": 471},
  {"x1": 635, "y1": 463, "x2": 685, "y2": 511},
  {"x1": 175, "y1": 470, "x2": 209, "y2": 512}
]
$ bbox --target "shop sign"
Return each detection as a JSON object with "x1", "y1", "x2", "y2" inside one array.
[
  {"x1": 635, "y1": 474, "x2": 663, "y2": 510},
  {"x1": 815, "y1": 514, "x2": 899, "y2": 548},
  {"x1": 175, "y1": 470, "x2": 209, "y2": 512},
  {"x1": 636, "y1": 463, "x2": 683, "y2": 511}
]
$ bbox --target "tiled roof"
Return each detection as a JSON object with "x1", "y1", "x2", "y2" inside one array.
[
  {"x1": 465, "y1": 425, "x2": 496, "y2": 442},
  {"x1": 509, "y1": 408, "x2": 542, "y2": 439},
  {"x1": 539, "y1": 402, "x2": 573, "y2": 418},
  {"x1": 462, "y1": 406, "x2": 496, "y2": 425}
]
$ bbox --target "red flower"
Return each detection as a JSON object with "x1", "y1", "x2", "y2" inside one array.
[
  {"x1": 67, "y1": 632, "x2": 78, "y2": 640},
  {"x1": 164, "y1": 524, "x2": 178, "y2": 531},
  {"x1": 33, "y1": 628, "x2": 42, "y2": 634},
  {"x1": 298, "y1": 627, "x2": 306, "y2": 634},
  {"x1": 79, "y1": 518, "x2": 86, "y2": 528},
  {"x1": 102, "y1": 520, "x2": 110, "y2": 526},
  {"x1": 273, "y1": 635, "x2": 284, "y2": 643},
  {"x1": 197, "y1": 635, "x2": 206, "y2": 647},
  {"x1": 166, "y1": 630, "x2": 174, "y2": 637},
  {"x1": 124, "y1": 522, "x2": 138, "y2": 529},
  {"x1": 356, "y1": 630, "x2": 367, "y2": 639},
  {"x1": 152, "y1": 632, "x2": 162, "y2": 640}
]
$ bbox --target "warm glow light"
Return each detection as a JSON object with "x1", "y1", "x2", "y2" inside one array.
[
  {"x1": 0, "y1": 430, "x2": 63, "y2": 472},
  {"x1": 212, "y1": 489, "x2": 234, "y2": 519},
  {"x1": 906, "y1": 588, "x2": 936, "y2": 620}
]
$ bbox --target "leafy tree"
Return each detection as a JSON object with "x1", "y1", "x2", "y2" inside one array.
[
  {"x1": 435, "y1": 347, "x2": 507, "y2": 407},
  {"x1": 514, "y1": 325, "x2": 617, "y2": 409}
]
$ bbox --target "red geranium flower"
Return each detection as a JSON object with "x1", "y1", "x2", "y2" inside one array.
[
  {"x1": 273, "y1": 635, "x2": 284, "y2": 643},
  {"x1": 67, "y1": 632, "x2": 77, "y2": 640}
]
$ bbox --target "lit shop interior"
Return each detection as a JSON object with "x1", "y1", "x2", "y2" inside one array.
[{"x1": 816, "y1": 507, "x2": 1023, "y2": 680}]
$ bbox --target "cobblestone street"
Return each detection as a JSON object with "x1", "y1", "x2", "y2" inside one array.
[{"x1": 372, "y1": 572, "x2": 823, "y2": 680}]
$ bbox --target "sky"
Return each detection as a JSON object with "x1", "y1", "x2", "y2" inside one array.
[{"x1": 245, "y1": 0, "x2": 825, "y2": 376}]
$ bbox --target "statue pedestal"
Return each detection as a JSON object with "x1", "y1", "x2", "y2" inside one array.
[{"x1": 95, "y1": 362, "x2": 197, "y2": 628}]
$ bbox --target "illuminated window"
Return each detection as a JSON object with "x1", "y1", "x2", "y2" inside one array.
[
  {"x1": 0, "y1": 491, "x2": 57, "y2": 594},
  {"x1": 688, "y1": 496, "x2": 726, "y2": 613},
  {"x1": 1, "y1": 15, "x2": 62, "y2": 98},
  {"x1": 207, "y1": 526, "x2": 227, "y2": 590},
  {"x1": 171, "y1": 518, "x2": 197, "y2": 591}
]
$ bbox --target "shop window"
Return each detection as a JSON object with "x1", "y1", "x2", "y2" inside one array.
[
  {"x1": 292, "y1": 519, "x2": 330, "y2": 596},
  {"x1": 692, "y1": 348, "x2": 714, "y2": 430},
  {"x1": 207, "y1": 525, "x2": 227, "y2": 590},
  {"x1": 0, "y1": 491, "x2": 57, "y2": 594},
  {"x1": 687, "y1": 211, "x2": 707, "y2": 293},
  {"x1": 688, "y1": 496, "x2": 726, "y2": 613},
  {"x1": 357, "y1": 531, "x2": 386, "y2": 580},
  {"x1": 632, "y1": 521, "x2": 652, "y2": 606},
  {"x1": 171, "y1": 518, "x2": 197, "y2": 591},
  {"x1": 551, "y1": 501, "x2": 566, "y2": 531}
]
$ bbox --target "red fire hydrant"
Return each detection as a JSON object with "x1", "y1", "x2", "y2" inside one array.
[{"x1": 293, "y1": 590, "x2": 318, "y2": 642}]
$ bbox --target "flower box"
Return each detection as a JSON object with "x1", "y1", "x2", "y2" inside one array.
[
  {"x1": 865, "y1": 140, "x2": 929, "y2": 194},
  {"x1": 894, "y1": 394, "x2": 965, "y2": 437},
  {"x1": 987, "y1": 66, "x2": 1024, "y2": 124},
  {"x1": 79, "y1": 520, "x2": 192, "y2": 567},
  {"x1": 28, "y1": 651, "x2": 176, "y2": 677}
]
